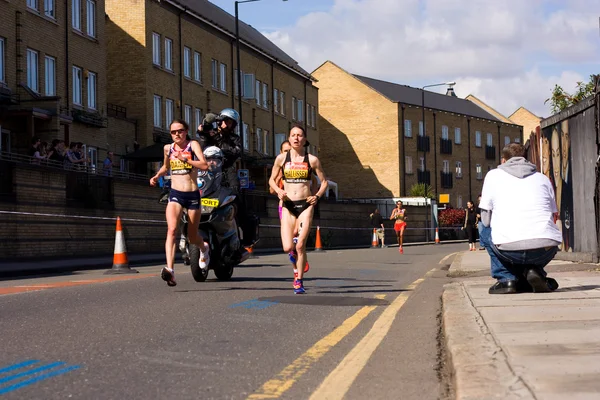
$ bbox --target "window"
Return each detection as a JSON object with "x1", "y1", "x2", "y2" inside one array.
[
  {"x1": 72, "y1": 0, "x2": 81, "y2": 30},
  {"x1": 405, "y1": 156, "x2": 413, "y2": 174},
  {"x1": 441, "y1": 125, "x2": 449, "y2": 140},
  {"x1": 273, "y1": 89, "x2": 279, "y2": 112},
  {"x1": 44, "y1": 0, "x2": 55, "y2": 18},
  {"x1": 457, "y1": 195, "x2": 463, "y2": 209},
  {"x1": 120, "y1": 159, "x2": 129, "y2": 173},
  {"x1": 243, "y1": 72, "x2": 254, "y2": 98},
  {"x1": 514, "y1": 137, "x2": 521, "y2": 143},
  {"x1": 475, "y1": 131, "x2": 482, "y2": 147},
  {"x1": 28, "y1": 0, "x2": 38, "y2": 10},
  {"x1": 279, "y1": 91, "x2": 285, "y2": 115},
  {"x1": 44, "y1": 56, "x2": 56, "y2": 96},
  {"x1": 211, "y1": 59, "x2": 218, "y2": 88},
  {"x1": 297, "y1": 99, "x2": 303, "y2": 122},
  {"x1": 165, "y1": 99, "x2": 174, "y2": 129},
  {"x1": 419, "y1": 121, "x2": 424, "y2": 136},
  {"x1": 27, "y1": 49, "x2": 39, "y2": 92},
  {"x1": 87, "y1": 71, "x2": 97, "y2": 109},
  {"x1": 311, "y1": 106, "x2": 316, "y2": 128},
  {"x1": 256, "y1": 127, "x2": 262, "y2": 153},
  {"x1": 153, "y1": 95, "x2": 161, "y2": 128},
  {"x1": 194, "y1": 108, "x2": 202, "y2": 133},
  {"x1": 262, "y1": 82, "x2": 268, "y2": 109},
  {"x1": 263, "y1": 130, "x2": 270, "y2": 155},
  {"x1": 0, "y1": 38, "x2": 4, "y2": 83},
  {"x1": 404, "y1": 120, "x2": 412, "y2": 137},
  {"x1": 455, "y1": 161, "x2": 462, "y2": 178},
  {"x1": 184, "y1": 105, "x2": 191, "y2": 125},
  {"x1": 486, "y1": 132, "x2": 493, "y2": 146},
  {"x1": 164, "y1": 38, "x2": 172, "y2": 71},
  {"x1": 307, "y1": 104, "x2": 311, "y2": 127},
  {"x1": 87, "y1": 146, "x2": 97, "y2": 173},
  {"x1": 255, "y1": 79, "x2": 261, "y2": 106},
  {"x1": 86, "y1": 0, "x2": 96, "y2": 38},
  {"x1": 183, "y1": 47, "x2": 191, "y2": 78},
  {"x1": 504, "y1": 136, "x2": 510, "y2": 146},
  {"x1": 72, "y1": 66, "x2": 82, "y2": 105},
  {"x1": 193, "y1": 52, "x2": 201, "y2": 82},
  {"x1": 292, "y1": 97, "x2": 297, "y2": 120},
  {"x1": 275, "y1": 133, "x2": 286, "y2": 152},
  {"x1": 455, "y1": 127, "x2": 461, "y2": 144},
  {"x1": 476, "y1": 164, "x2": 483, "y2": 180},
  {"x1": 442, "y1": 160, "x2": 450, "y2": 173},
  {"x1": 419, "y1": 156, "x2": 425, "y2": 172},
  {"x1": 219, "y1": 63, "x2": 226, "y2": 92},
  {"x1": 242, "y1": 123, "x2": 249, "y2": 150},
  {"x1": 152, "y1": 33, "x2": 161, "y2": 66}
]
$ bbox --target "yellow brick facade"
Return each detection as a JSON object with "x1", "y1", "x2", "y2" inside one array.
[
  {"x1": 0, "y1": 0, "x2": 109, "y2": 163},
  {"x1": 314, "y1": 61, "x2": 522, "y2": 205},
  {"x1": 509, "y1": 107, "x2": 541, "y2": 138}
]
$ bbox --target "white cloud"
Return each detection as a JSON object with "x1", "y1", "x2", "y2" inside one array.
[{"x1": 263, "y1": 0, "x2": 599, "y2": 117}]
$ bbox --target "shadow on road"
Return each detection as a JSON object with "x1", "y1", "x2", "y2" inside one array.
[{"x1": 257, "y1": 295, "x2": 391, "y2": 306}]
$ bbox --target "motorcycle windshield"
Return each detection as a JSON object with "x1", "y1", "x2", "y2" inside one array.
[{"x1": 198, "y1": 159, "x2": 223, "y2": 198}]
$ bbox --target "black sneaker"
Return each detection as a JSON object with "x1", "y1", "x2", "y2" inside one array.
[{"x1": 489, "y1": 280, "x2": 518, "y2": 294}]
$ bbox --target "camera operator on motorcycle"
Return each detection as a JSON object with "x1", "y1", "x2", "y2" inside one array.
[{"x1": 150, "y1": 119, "x2": 210, "y2": 287}]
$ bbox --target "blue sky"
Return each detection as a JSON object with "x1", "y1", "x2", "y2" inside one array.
[{"x1": 209, "y1": 0, "x2": 599, "y2": 118}]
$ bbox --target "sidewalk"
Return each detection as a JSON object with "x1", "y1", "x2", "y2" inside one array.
[{"x1": 443, "y1": 250, "x2": 600, "y2": 399}]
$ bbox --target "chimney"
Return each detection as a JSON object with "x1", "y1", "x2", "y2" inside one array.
[{"x1": 446, "y1": 86, "x2": 457, "y2": 97}]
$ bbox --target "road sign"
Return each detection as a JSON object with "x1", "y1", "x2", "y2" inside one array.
[
  {"x1": 239, "y1": 177, "x2": 249, "y2": 189},
  {"x1": 237, "y1": 169, "x2": 249, "y2": 179}
]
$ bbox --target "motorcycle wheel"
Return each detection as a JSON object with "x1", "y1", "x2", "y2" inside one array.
[
  {"x1": 189, "y1": 244, "x2": 209, "y2": 282},
  {"x1": 213, "y1": 263, "x2": 234, "y2": 280}
]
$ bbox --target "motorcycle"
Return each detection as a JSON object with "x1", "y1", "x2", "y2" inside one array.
[{"x1": 159, "y1": 147, "x2": 257, "y2": 281}]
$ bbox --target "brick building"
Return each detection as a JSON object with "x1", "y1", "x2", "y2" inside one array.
[
  {"x1": 105, "y1": 0, "x2": 319, "y2": 185},
  {"x1": 313, "y1": 61, "x2": 523, "y2": 206},
  {"x1": 0, "y1": 0, "x2": 108, "y2": 164}
]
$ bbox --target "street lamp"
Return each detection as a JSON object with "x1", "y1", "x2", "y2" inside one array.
[
  {"x1": 421, "y1": 81, "x2": 456, "y2": 192},
  {"x1": 235, "y1": 0, "x2": 288, "y2": 157}
]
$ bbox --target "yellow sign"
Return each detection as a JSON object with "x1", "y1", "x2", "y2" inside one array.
[
  {"x1": 201, "y1": 198, "x2": 219, "y2": 207},
  {"x1": 439, "y1": 194, "x2": 450, "y2": 204}
]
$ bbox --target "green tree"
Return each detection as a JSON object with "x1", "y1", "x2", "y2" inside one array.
[
  {"x1": 409, "y1": 183, "x2": 434, "y2": 198},
  {"x1": 545, "y1": 75, "x2": 596, "y2": 114}
]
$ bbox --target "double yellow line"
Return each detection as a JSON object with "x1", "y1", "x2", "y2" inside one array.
[{"x1": 248, "y1": 270, "x2": 434, "y2": 400}]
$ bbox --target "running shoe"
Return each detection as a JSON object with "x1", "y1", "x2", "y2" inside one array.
[
  {"x1": 293, "y1": 279, "x2": 305, "y2": 294},
  {"x1": 199, "y1": 242, "x2": 210, "y2": 270},
  {"x1": 161, "y1": 267, "x2": 177, "y2": 287},
  {"x1": 399, "y1": 246, "x2": 404, "y2": 254},
  {"x1": 288, "y1": 250, "x2": 297, "y2": 264}
]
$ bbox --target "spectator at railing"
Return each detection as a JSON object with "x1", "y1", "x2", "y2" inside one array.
[
  {"x1": 103, "y1": 152, "x2": 113, "y2": 177},
  {"x1": 49, "y1": 140, "x2": 66, "y2": 163},
  {"x1": 28, "y1": 137, "x2": 41, "y2": 157},
  {"x1": 64, "y1": 142, "x2": 87, "y2": 170},
  {"x1": 31, "y1": 141, "x2": 50, "y2": 164}
]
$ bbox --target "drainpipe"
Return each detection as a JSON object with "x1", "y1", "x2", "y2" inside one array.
[
  {"x1": 64, "y1": 1, "x2": 69, "y2": 110},
  {"x1": 270, "y1": 61, "x2": 275, "y2": 156},
  {"x1": 467, "y1": 118, "x2": 472, "y2": 200},
  {"x1": 178, "y1": 8, "x2": 186, "y2": 119},
  {"x1": 433, "y1": 112, "x2": 438, "y2": 198},
  {"x1": 230, "y1": 39, "x2": 235, "y2": 109},
  {"x1": 399, "y1": 104, "x2": 405, "y2": 196},
  {"x1": 303, "y1": 80, "x2": 307, "y2": 131},
  {"x1": 497, "y1": 124, "x2": 501, "y2": 162}
]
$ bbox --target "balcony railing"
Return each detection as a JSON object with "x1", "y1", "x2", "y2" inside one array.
[
  {"x1": 440, "y1": 138, "x2": 452, "y2": 154},
  {"x1": 440, "y1": 171, "x2": 453, "y2": 188},
  {"x1": 417, "y1": 135, "x2": 430, "y2": 152},
  {"x1": 485, "y1": 145, "x2": 496, "y2": 160},
  {"x1": 72, "y1": 108, "x2": 108, "y2": 128},
  {"x1": 417, "y1": 169, "x2": 430, "y2": 185}
]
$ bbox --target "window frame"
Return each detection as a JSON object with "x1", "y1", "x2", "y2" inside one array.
[
  {"x1": 193, "y1": 51, "x2": 201, "y2": 82},
  {"x1": 211, "y1": 59, "x2": 218, "y2": 88},
  {"x1": 44, "y1": 0, "x2": 55, "y2": 18},
  {"x1": 255, "y1": 79, "x2": 261, "y2": 106},
  {"x1": 475, "y1": 131, "x2": 482, "y2": 147},
  {"x1": 86, "y1": 0, "x2": 96, "y2": 38},
  {"x1": 44, "y1": 55, "x2": 56, "y2": 96},
  {"x1": 87, "y1": 71, "x2": 97, "y2": 110},
  {"x1": 442, "y1": 160, "x2": 450, "y2": 173},
  {"x1": 292, "y1": 96, "x2": 297, "y2": 120},
  {"x1": 504, "y1": 136, "x2": 510, "y2": 146},
  {"x1": 404, "y1": 119, "x2": 412, "y2": 137},
  {"x1": 164, "y1": 38, "x2": 173, "y2": 71},
  {"x1": 72, "y1": 65, "x2": 82, "y2": 105},
  {"x1": 165, "y1": 98, "x2": 174, "y2": 129},
  {"x1": 455, "y1": 161, "x2": 462, "y2": 178},
  {"x1": 194, "y1": 108, "x2": 202, "y2": 133},
  {"x1": 72, "y1": 0, "x2": 81, "y2": 31},
  {"x1": 279, "y1": 91, "x2": 285, "y2": 115},
  {"x1": 476, "y1": 164, "x2": 483, "y2": 180},
  {"x1": 405, "y1": 156, "x2": 413, "y2": 174},
  {"x1": 454, "y1": 127, "x2": 461, "y2": 144},
  {"x1": 153, "y1": 95, "x2": 162, "y2": 128},
  {"x1": 273, "y1": 88, "x2": 279, "y2": 113},
  {"x1": 242, "y1": 123, "x2": 249, "y2": 151},
  {"x1": 486, "y1": 132, "x2": 493, "y2": 147},
  {"x1": 419, "y1": 120, "x2": 424, "y2": 136},
  {"x1": 262, "y1": 82, "x2": 268, "y2": 109},
  {"x1": 184, "y1": 105, "x2": 192, "y2": 125},
  {"x1": 27, "y1": 49, "x2": 39, "y2": 93},
  {"x1": 152, "y1": 33, "x2": 161, "y2": 66},
  {"x1": 297, "y1": 99, "x2": 303, "y2": 122},
  {"x1": 441, "y1": 125, "x2": 449, "y2": 140},
  {"x1": 183, "y1": 47, "x2": 191, "y2": 78},
  {"x1": 0, "y1": 38, "x2": 4, "y2": 84},
  {"x1": 256, "y1": 127, "x2": 262, "y2": 153},
  {"x1": 219, "y1": 63, "x2": 226, "y2": 92}
]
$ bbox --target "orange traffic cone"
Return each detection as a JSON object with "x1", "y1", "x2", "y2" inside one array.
[
  {"x1": 314, "y1": 226, "x2": 324, "y2": 252},
  {"x1": 435, "y1": 227, "x2": 440, "y2": 244},
  {"x1": 105, "y1": 217, "x2": 138, "y2": 274},
  {"x1": 371, "y1": 228, "x2": 379, "y2": 248}
]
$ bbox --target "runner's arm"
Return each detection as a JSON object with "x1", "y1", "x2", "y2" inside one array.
[
  {"x1": 268, "y1": 154, "x2": 286, "y2": 200},
  {"x1": 150, "y1": 146, "x2": 170, "y2": 186},
  {"x1": 309, "y1": 155, "x2": 328, "y2": 205}
]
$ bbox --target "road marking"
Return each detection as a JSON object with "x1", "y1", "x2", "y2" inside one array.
[
  {"x1": 309, "y1": 269, "x2": 436, "y2": 400},
  {"x1": 246, "y1": 294, "x2": 386, "y2": 400},
  {"x1": 230, "y1": 299, "x2": 278, "y2": 310},
  {"x1": 0, "y1": 274, "x2": 156, "y2": 296},
  {"x1": 439, "y1": 252, "x2": 458, "y2": 264},
  {"x1": 0, "y1": 361, "x2": 81, "y2": 395}
]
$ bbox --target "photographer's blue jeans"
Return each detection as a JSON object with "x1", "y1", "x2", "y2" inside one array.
[
  {"x1": 478, "y1": 222, "x2": 484, "y2": 248},
  {"x1": 480, "y1": 225, "x2": 558, "y2": 282}
]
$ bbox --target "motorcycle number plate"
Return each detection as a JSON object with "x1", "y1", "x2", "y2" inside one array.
[{"x1": 201, "y1": 198, "x2": 219, "y2": 207}]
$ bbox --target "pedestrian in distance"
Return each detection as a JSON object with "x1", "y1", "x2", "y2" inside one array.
[
  {"x1": 476, "y1": 194, "x2": 485, "y2": 250},
  {"x1": 103, "y1": 151, "x2": 114, "y2": 177},
  {"x1": 462, "y1": 201, "x2": 478, "y2": 251},
  {"x1": 479, "y1": 142, "x2": 561, "y2": 294},
  {"x1": 390, "y1": 200, "x2": 407, "y2": 253},
  {"x1": 150, "y1": 119, "x2": 210, "y2": 287},
  {"x1": 369, "y1": 208, "x2": 386, "y2": 248},
  {"x1": 269, "y1": 125, "x2": 328, "y2": 294}
]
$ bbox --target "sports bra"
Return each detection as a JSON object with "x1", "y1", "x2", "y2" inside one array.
[
  {"x1": 169, "y1": 142, "x2": 196, "y2": 175},
  {"x1": 282, "y1": 151, "x2": 313, "y2": 183},
  {"x1": 394, "y1": 209, "x2": 406, "y2": 222}
]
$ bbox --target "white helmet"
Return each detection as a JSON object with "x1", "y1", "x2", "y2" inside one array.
[
  {"x1": 219, "y1": 108, "x2": 240, "y2": 126},
  {"x1": 203, "y1": 146, "x2": 223, "y2": 160}
]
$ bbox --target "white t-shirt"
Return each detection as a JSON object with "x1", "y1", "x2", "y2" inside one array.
[{"x1": 479, "y1": 169, "x2": 562, "y2": 245}]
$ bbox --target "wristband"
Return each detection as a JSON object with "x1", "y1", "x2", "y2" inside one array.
[{"x1": 315, "y1": 195, "x2": 320, "y2": 201}]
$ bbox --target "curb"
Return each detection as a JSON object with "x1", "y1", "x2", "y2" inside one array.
[
  {"x1": 442, "y1": 282, "x2": 534, "y2": 400},
  {"x1": 554, "y1": 251, "x2": 599, "y2": 264},
  {"x1": 447, "y1": 251, "x2": 464, "y2": 274}
]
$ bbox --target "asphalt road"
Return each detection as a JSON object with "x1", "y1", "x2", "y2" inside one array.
[{"x1": 0, "y1": 243, "x2": 462, "y2": 399}]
